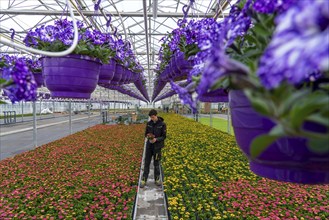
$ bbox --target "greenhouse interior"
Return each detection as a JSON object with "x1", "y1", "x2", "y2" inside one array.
[{"x1": 0, "y1": 0, "x2": 328, "y2": 219}]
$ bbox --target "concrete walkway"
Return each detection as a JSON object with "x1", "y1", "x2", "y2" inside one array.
[
  {"x1": 0, "y1": 113, "x2": 102, "y2": 161},
  {"x1": 133, "y1": 141, "x2": 169, "y2": 220},
  {"x1": 182, "y1": 113, "x2": 229, "y2": 120}
]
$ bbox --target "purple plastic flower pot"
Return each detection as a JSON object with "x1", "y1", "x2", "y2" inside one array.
[
  {"x1": 111, "y1": 63, "x2": 124, "y2": 84},
  {"x1": 123, "y1": 69, "x2": 133, "y2": 84},
  {"x1": 98, "y1": 59, "x2": 116, "y2": 85},
  {"x1": 175, "y1": 52, "x2": 193, "y2": 71},
  {"x1": 229, "y1": 90, "x2": 329, "y2": 184},
  {"x1": 32, "y1": 72, "x2": 44, "y2": 88},
  {"x1": 152, "y1": 80, "x2": 167, "y2": 100},
  {"x1": 130, "y1": 71, "x2": 140, "y2": 82},
  {"x1": 169, "y1": 59, "x2": 185, "y2": 81},
  {"x1": 160, "y1": 65, "x2": 170, "y2": 82},
  {"x1": 41, "y1": 55, "x2": 101, "y2": 99},
  {"x1": 172, "y1": 52, "x2": 193, "y2": 81},
  {"x1": 198, "y1": 88, "x2": 228, "y2": 102}
]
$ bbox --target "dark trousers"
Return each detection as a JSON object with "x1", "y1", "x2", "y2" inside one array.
[{"x1": 142, "y1": 144, "x2": 161, "y2": 181}]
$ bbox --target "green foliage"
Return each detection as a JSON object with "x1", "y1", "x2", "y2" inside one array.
[{"x1": 218, "y1": 5, "x2": 329, "y2": 157}]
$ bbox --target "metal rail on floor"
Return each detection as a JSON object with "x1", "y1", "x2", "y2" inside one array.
[{"x1": 133, "y1": 140, "x2": 169, "y2": 220}]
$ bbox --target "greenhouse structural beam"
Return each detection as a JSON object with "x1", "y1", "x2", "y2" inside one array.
[
  {"x1": 2, "y1": 50, "x2": 159, "y2": 55},
  {"x1": 0, "y1": 10, "x2": 222, "y2": 17},
  {"x1": 0, "y1": 31, "x2": 167, "y2": 36}
]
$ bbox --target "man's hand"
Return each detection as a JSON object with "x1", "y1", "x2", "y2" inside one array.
[{"x1": 149, "y1": 138, "x2": 156, "y2": 144}]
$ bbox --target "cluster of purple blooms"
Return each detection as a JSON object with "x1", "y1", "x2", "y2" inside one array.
[
  {"x1": 155, "y1": 17, "x2": 223, "y2": 107},
  {"x1": 22, "y1": 57, "x2": 42, "y2": 73},
  {"x1": 24, "y1": 19, "x2": 84, "y2": 47},
  {"x1": 168, "y1": 0, "x2": 328, "y2": 112},
  {"x1": 23, "y1": 18, "x2": 143, "y2": 73},
  {"x1": 257, "y1": 0, "x2": 329, "y2": 88},
  {"x1": 4, "y1": 18, "x2": 145, "y2": 103},
  {"x1": 0, "y1": 55, "x2": 37, "y2": 103},
  {"x1": 23, "y1": 18, "x2": 112, "y2": 63},
  {"x1": 157, "y1": 18, "x2": 221, "y2": 73}
]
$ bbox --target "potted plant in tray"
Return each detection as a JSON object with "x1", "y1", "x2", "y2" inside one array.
[
  {"x1": 24, "y1": 18, "x2": 112, "y2": 99},
  {"x1": 184, "y1": 0, "x2": 328, "y2": 184}
]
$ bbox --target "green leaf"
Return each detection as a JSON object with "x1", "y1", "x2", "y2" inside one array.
[
  {"x1": 277, "y1": 89, "x2": 310, "y2": 117},
  {"x1": 307, "y1": 138, "x2": 329, "y2": 154},
  {"x1": 252, "y1": 23, "x2": 269, "y2": 38},
  {"x1": 290, "y1": 92, "x2": 329, "y2": 129},
  {"x1": 250, "y1": 124, "x2": 284, "y2": 159},
  {"x1": 0, "y1": 78, "x2": 7, "y2": 84},
  {"x1": 245, "y1": 90, "x2": 272, "y2": 116},
  {"x1": 306, "y1": 114, "x2": 329, "y2": 127},
  {"x1": 250, "y1": 135, "x2": 279, "y2": 159}
]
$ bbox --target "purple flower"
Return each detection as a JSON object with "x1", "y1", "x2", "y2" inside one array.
[
  {"x1": 253, "y1": 0, "x2": 297, "y2": 14},
  {"x1": 20, "y1": 56, "x2": 42, "y2": 73},
  {"x1": 23, "y1": 18, "x2": 112, "y2": 63},
  {"x1": 169, "y1": 81, "x2": 197, "y2": 113},
  {"x1": 23, "y1": 30, "x2": 39, "y2": 47},
  {"x1": 0, "y1": 55, "x2": 37, "y2": 103},
  {"x1": 219, "y1": 0, "x2": 252, "y2": 48},
  {"x1": 257, "y1": 0, "x2": 329, "y2": 88},
  {"x1": 197, "y1": 46, "x2": 249, "y2": 96}
]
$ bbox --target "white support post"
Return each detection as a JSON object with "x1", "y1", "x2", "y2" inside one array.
[
  {"x1": 39, "y1": 100, "x2": 42, "y2": 119},
  {"x1": 210, "y1": 104, "x2": 213, "y2": 128},
  {"x1": 227, "y1": 105, "x2": 231, "y2": 134},
  {"x1": 21, "y1": 101, "x2": 24, "y2": 122},
  {"x1": 69, "y1": 100, "x2": 72, "y2": 135},
  {"x1": 33, "y1": 101, "x2": 37, "y2": 147},
  {"x1": 88, "y1": 99, "x2": 91, "y2": 127}
]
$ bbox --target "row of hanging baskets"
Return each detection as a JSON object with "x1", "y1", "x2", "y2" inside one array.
[
  {"x1": 159, "y1": 51, "x2": 194, "y2": 82},
  {"x1": 37, "y1": 55, "x2": 142, "y2": 99},
  {"x1": 21, "y1": 18, "x2": 148, "y2": 100}
]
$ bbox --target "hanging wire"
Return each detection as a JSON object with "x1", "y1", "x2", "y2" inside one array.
[
  {"x1": 205, "y1": 0, "x2": 215, "y2": 15},
  {"x1": 60, "y1": 4, "x2": 68, "y2": 19},
  {"x1": 0, "y1": 0, "x2": 79, "y2": 57},
  {"x1": 214, "y1": 0, "x2": 225, "y2": 20}
]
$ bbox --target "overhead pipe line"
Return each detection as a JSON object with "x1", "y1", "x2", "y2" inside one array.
[
  {"x1": 74, "y1": 0, "x2": 102, "y2": 30},
  {"x1": 0, "y1": 10, "x2": 219, "y2": 17},
  {"x1": 0, "y1": 0, "x2": 79, "y2": 57},
  {"x1": 68, "y1": 0, "x2": 94, "y2": 29},
  {"x1": 152, "y1": 0, "x2": 158, "y2": 19},
  {"x1": 142, "y1": 0, "x2": 151, "y2": 92}
]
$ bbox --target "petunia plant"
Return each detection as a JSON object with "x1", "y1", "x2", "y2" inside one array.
[
  {"x1": 23, "y1": 18, "x2": 113, "y2": 64},
  {"x1": 0, "y1": 54, "x2": 37, "y2": 103},
  {"x1": 23, "y1": 56, "x2": 42, "y2": 73},
  {"x1": 193, "y1": 0, "x2": 329, "y2": 155},
  {"x1": 156, "y1": 17, "x2": 221, "y2": 77}
]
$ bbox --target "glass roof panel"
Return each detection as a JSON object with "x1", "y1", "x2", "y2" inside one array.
[{"x1": 0, "y1": 0, "x2": 235, "y2": 100}]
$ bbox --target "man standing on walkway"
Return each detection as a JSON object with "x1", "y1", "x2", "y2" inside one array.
[{"x1": 140, "y1": 109, "x2": 166, "y2": 188}]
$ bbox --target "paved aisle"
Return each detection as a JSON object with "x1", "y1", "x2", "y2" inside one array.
[
  {"x1": 133, "y1": 141, "x2": 169, "y2": 220},
  {"x1": 0, "y1": 114, "x2": 101, "y2": 161}
]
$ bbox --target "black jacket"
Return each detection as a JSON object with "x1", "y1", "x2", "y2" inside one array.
[{"x1": 145, "y1": 116, "x2": 166, "y2": 149}]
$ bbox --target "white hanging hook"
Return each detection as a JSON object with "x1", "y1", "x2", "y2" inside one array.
[{"x1": 0, "y1": 0, "x2": 79, "y2": 57}]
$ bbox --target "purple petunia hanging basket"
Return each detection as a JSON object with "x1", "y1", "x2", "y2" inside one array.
[
  {"x1": 98, "y1": 59, "x2": 116, "y2": 85},
  {"x1": 198, "y1": 88, "x2": 228, "y2": 103},
  {"x1": 41, "y1": 54, "x2": 101, "y2": 99},
  {"x1": 229, "y1": 90, "x2": 329, "y2": 184},
  {"x1": 32, "y1": 72, "x2": 44, "y2": 88},
  {"x1": 111, "y1": 63, "x2": 125, "y2": 84}
]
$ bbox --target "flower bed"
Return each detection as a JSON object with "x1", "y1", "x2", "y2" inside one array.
[
  {"x1": 162, "y1": 114, "x2": 329, "y2": 219},
  {"x1": 0, "y1": 124, "x2": 145, "y2": 219}
]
